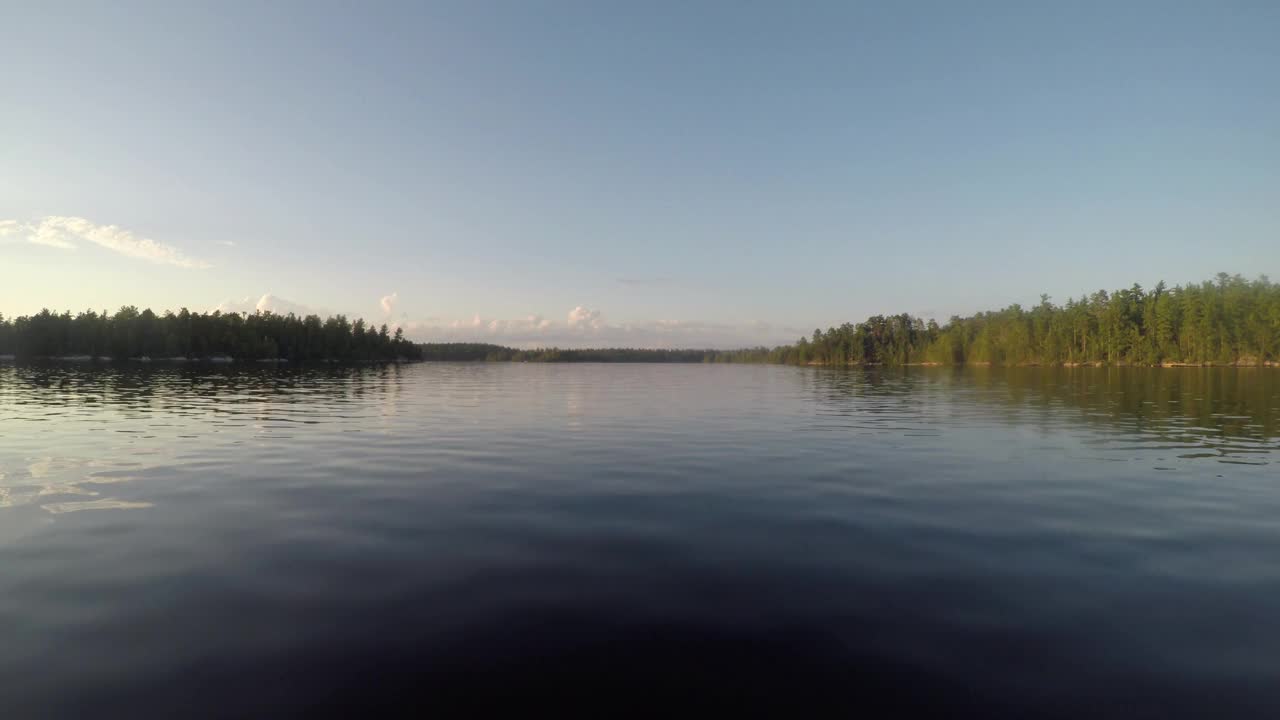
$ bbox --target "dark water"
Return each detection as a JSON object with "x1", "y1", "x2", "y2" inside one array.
[{"x1": 2, "y1": 363, "x2": 1279, "y2": 717}]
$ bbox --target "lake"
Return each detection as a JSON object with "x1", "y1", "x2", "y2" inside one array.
[{"x1": 2, "y1": 363, "x2": 1278, "y2": 717}]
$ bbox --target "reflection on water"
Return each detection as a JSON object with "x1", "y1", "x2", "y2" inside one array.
[
  {"x1": 800, "y1": 366, "x2": 1279, "y2": 461},
  {"x1": 1, "y1": 363, "x2": 1279, "y2": 717},
  {"x1": 0, "y1": 364, "x2": 413, "y2": 514}
]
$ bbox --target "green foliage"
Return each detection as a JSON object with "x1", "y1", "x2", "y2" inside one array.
[
  {"x1": 777, "y1": 274, "x2": 1280, "y2": 366},
  {"x1": 0, "y1": 307, "x2": 422, "y2": 363}
]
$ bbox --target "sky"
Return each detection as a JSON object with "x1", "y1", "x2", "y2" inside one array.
[{"x1": 2, "y1": 1, "x2": 1277, "y2": 347}]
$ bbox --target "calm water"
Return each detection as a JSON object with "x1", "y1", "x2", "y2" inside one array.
[{"x1": 2, "y1": 363, "x2": 1279, "y2": 717}]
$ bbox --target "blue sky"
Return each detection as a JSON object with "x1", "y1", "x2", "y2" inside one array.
[{"x1": 2, "y1": 1, "x2": 1277, "y2": 347}]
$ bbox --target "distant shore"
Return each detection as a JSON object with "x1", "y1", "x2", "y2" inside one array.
[
  {"x1": 5, "y1": 351, "x2": 1274, "y2": 366},
  {"x1": 2, "y1": 273, "x2": 1276, "y2": 367},
  {"x1": 0, "y1": 354, "x2": 418, "y2": 365}
]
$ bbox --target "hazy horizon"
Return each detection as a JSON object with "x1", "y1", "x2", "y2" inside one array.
[{"x1": 3, "y1": 2, "x2": 1277, "y2": 348}]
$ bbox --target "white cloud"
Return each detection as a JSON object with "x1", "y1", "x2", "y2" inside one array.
[
  {"x1": 380, "y1": 292, "x2": 398, "y2": 315},
  {"x1": 213, "y1": 296, "x2": 258, "y2": 314},
  {"x1": 1, "y1": 216, "x2": 210, "y2": 268},
  {"x1": 256, "y1": 293, "x2": 317, "y2": 316},
  {"x1": 31, "y1": 233, "x2": 79, "y2": 250},
  {"x1": 217, "y1": 240, "x2": 236, "y2": 247},
  {"x1": 214, "y1": 293, "x2": 320, "y2": 317},
  {"x1": 567, "y1": 305, "x2": 604, "y2": 330},
  {"x1": 1, "y1": 219, "x2": 76, "y2": 249}
]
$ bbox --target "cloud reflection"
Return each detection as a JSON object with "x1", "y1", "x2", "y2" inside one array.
[
  {"x1": 0, "y1": 456, "x2": 153, "y2": 515},
  {"x1": 42, "y1": 499, "x2": 154, "y2": 514}
]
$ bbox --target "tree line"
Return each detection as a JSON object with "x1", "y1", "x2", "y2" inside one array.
[
  {"x1": 0, "y1": 307, "x2": 422, "y2": 362},
  {"x1": 782, "y1": 273, "x2": 1280, "y2": 366},
  {"x1": 2, "y1": 274, "x2": 1275, "y2": 366}
]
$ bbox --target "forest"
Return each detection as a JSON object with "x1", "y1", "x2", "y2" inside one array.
[
  {"x1": 1, "y1": 274, "x2": 1276, "y2": 366},
  {"x1": 780, "y1": 273, "x2": 1280, "y2": 367},
  {"x1": 0, "y1": 307, "x2": 422, "y2": 362}
]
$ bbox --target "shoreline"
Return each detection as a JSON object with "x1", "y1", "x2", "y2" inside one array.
[
  {"x1": 2, "y1": 354, "x2": 1276, "y2": 369},
  {"x1": 0, "y1": 355, "x2": 421, "y2": 365}
]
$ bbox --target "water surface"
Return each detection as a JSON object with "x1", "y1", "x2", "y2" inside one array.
[{"x1": 2, "y1": 364, "x2": 1279, "y2": 716}]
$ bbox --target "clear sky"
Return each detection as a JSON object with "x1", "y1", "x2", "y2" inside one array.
[{"x1": 2, "y1": 1, "x2": 1277, "y2": 347}]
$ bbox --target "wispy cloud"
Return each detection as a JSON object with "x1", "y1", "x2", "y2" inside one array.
[
  {"x1": 380, "y1": 292, "x2": 398, "y2": 315},
  {"x1": 217, "y1": 240, "x2": 237, "y2": 247},
  {"x1": 1, "y1": 216, "x2": 211, "y2": 268},
  {"x1": 1, "y1": 218, "x2": 76, "y2": 249}
]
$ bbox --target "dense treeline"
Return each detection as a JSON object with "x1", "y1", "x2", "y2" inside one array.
[
  {"x1": 781, "y1": 273, "x2": 1280, "y2": 366},
  {"x1": 418, "y1": 343, "x2": 774, "y2": 363},
  {"x1": 0, "y1": 307, "x2": 422, "y2": 362}
]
